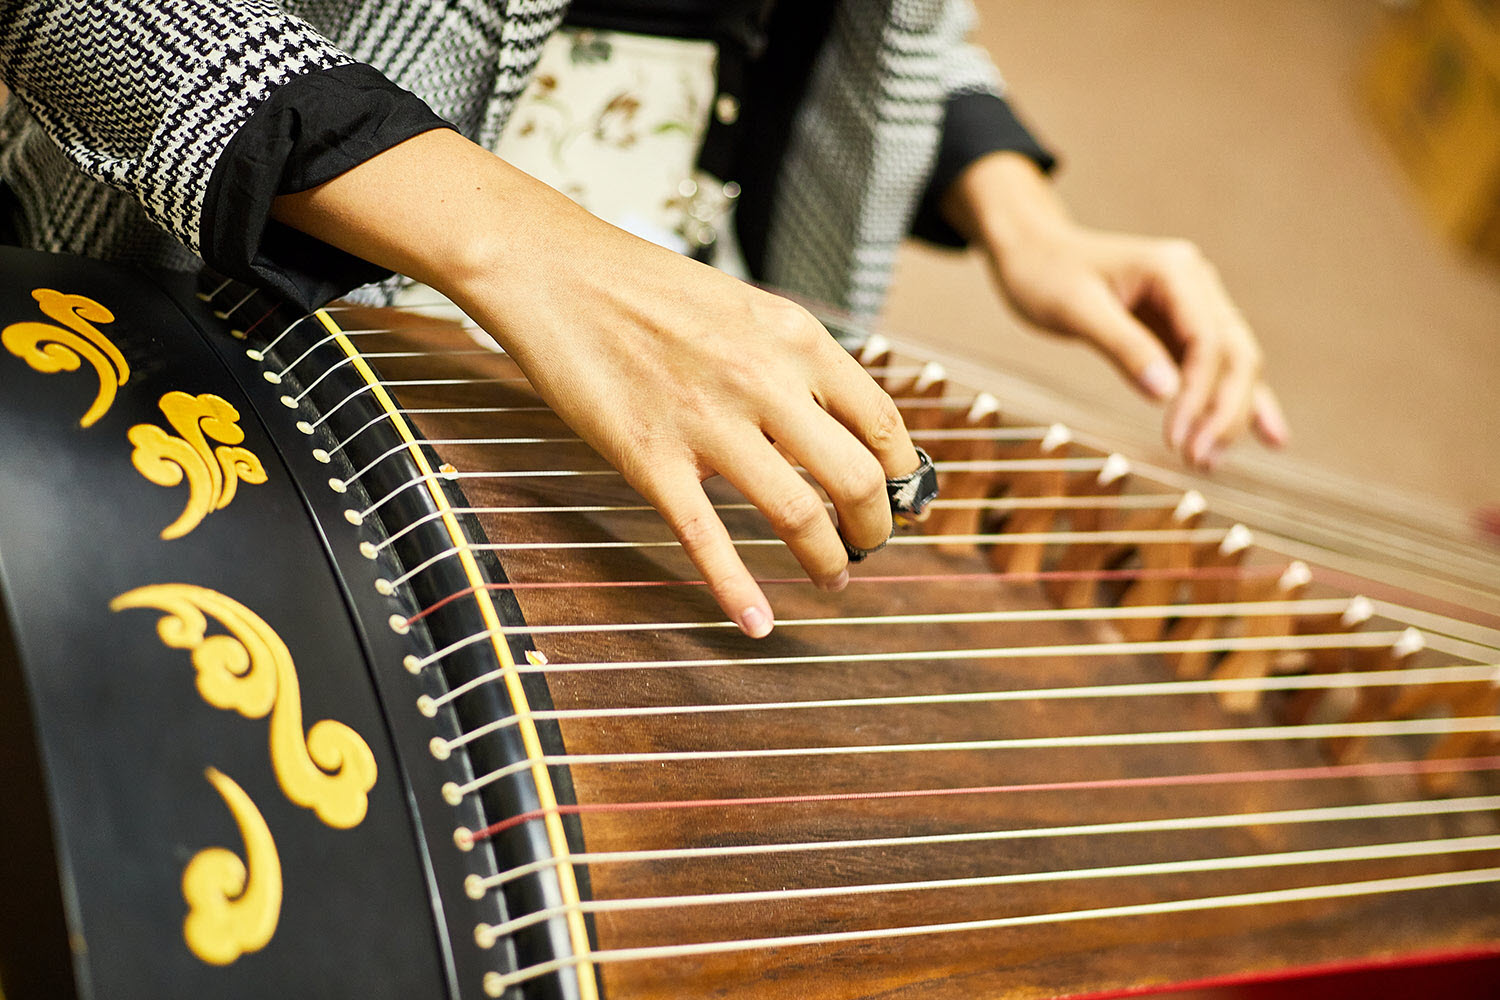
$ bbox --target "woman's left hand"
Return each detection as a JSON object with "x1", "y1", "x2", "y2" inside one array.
[{"x1": 942, "y1": 152, "x2": 1289, "y2": 469}]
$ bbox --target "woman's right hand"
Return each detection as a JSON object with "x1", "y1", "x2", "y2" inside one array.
[{"x1": 275, "y1": 129, "x2": 920, "y2": 636}]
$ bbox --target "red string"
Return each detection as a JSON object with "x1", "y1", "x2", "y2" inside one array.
[
  {"x1": 469, "y1": 755, "x2": 1500, "y2": 843},
  {"x1": 239, "y1": 303, "x2": 277, "y2": 337},
  {"x1": 403, "y1": 564, "x2": 1282, "y2": 627}
]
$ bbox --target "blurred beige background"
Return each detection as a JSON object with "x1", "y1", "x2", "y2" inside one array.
[{"x1": 885, "y1": 0, "x2": 1499, "y2": 539}]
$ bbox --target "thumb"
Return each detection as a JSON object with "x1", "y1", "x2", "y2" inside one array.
[{"x1": 1064, "y1": 284, "x2": 1181, "y2": 401}]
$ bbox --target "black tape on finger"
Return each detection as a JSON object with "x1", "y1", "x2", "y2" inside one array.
[{"x1": 842, "y1": 448, "x2": 939, "y2": 563}]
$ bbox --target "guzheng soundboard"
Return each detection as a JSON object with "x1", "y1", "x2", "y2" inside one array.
[{"x1": 1, "y1": 247, "x2": 1497, "y2": 1000}]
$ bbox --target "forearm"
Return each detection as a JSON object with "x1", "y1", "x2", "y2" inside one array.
[
  {"x1": 271, "y1": 129, "x2": 524, "y2": 300},
  {"x1": 938, "y1": 150, "x2": 1075, "y2": 262}
]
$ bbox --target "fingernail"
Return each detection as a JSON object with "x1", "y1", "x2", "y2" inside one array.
[
  {"x1": 739, "y1": 605, "x2": 772, "y2": 639},
  {"x1": 1139, "y1": 360, "x2": 1180, "y2": 400},
  {"x1": 829, "y1": 569, "x2": 850, "y2": 592},
  {"x1": 1259, "y1": 405, "x2": 1289, "y2": 446}
]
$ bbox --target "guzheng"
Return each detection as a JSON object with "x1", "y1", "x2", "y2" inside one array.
[{"x1": 1, "y1": 247, "x2": 1497, "y2": 1000}]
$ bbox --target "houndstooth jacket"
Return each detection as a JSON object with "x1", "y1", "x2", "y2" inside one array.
[{"x1": 0, "y1": 0, "x2": 1004, "y2": 318}]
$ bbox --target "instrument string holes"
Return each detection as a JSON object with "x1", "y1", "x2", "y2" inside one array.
[
  {"x1": 484, "y1": 972, "x2": 504, "y2": 998},
  {"x1": 359, "y1": 541, "x2": 379, "y2": 560},
  {"x1": 280, "y1": 395, "x2": 297, "y2": 409},
  {"x1": 429, "y1": 736, "x2": 451, "y2": 760},
  {"x1": 246, "y1": 348, "x2": 264, "y2": 361},
  {"x1": 474, "y1": 923, "x2": 499, "y2": 949},
  {"x1": 453, "y1": 827, "x2": 475, "y2": 852},
  {"x1": 312, "y1": 448, "x2": 331, "y2": 464},
  {"x1": 442, "y1": 782, "x2": 463, "y2": 806},
  {"x1": 404, "y1": 654, "x2": 423, "y2": 675},
  {"x1": 417, "y1": 695, "x2": 437, "y2": 719},
  {"x1": 465, "y1": 875, "x2": 486, "y2": 901},
  {"x1": 375, "y1": 578, "x2": 395, "y2": 596},
  {"x1": 388, "y1": 613, "x2": 410, "y2": 635},
  {"x1": 263, "y1": 371, "x2": 282, "y2": 385},
  {"x1": 296, "y1": 420, "x2": 314, "y2": 435},
  {"x1": 329, "y1": 477, "x2": 348, "y2": 493},
  {"x1": 344, "y1": 509, "x2": 363, "y2": 525}
]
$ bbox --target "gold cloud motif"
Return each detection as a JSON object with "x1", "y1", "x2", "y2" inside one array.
[
  {"x1": 111, "y1": 584, "x2": 378, "y2": 829},
  {"x1": 128, "y1": 391, "x2": 268, "y2": 540},
  {"x1": 182, "y1": 768, "x2": 282, "y2": 966},
  {"x1": 2, "y1": 288, "x2": 130, "y2": 427}
]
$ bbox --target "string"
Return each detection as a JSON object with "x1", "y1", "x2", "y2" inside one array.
[
  {"x1": 473, "y1": 794, "x2": 1500, "y2": 892},
  {"x1": 478, "y1": 866, "x2": 1500, "y2": 996},
  {"x1": 446, "y1": 715, "x2": 1500, "y2": 802},
  {"x1": 478, "y1": 833, "x2": 1500, "y2": 943},
  {"x1": 493, "y1": 597, "x2": 1355, "y2": 636},
  {"x1": 402, "y1": 565, "x2": 1280, "y2": 627},
  {"x1": 371, "y1": 493, "x2": 1197, "y2": 559},
  {"x1": 376, "y1": 527, "x2": 1232, "y2": 592},
  {"x1": 465, "y1": 755, "x2": 1500, "y2": 843},
  {"x1": 431, "y1": 668, "x2": 1497, "y2": 754},
  {"x1": 409, "y1": 629, "x2": 1414, "y2": 678}
]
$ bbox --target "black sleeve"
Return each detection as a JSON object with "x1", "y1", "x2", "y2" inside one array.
[
  {"x1": 201, "y1": 63, "x2": 455, "y2": 311},
  {"x1": 908, "y1": 90, "x2": 1058, "y2": 249}
]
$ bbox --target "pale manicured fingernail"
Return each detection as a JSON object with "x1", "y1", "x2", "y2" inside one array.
[
  {"x1": 1259, "y1": 404, "x2": 1289, "y2": 445},
  {"x1": 739, "y1": 605, "x2": 772, "y2": 639},
  {"x1": 1139, "y1": 360, "x2": 1180, "y2": 400}
]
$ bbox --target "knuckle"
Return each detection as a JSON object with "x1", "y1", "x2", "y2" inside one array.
[
  {"x1": 864, "y1": 393, "x2": 905, "y2": 451},
  {"x1": 836, "y1": 455, "x2": 888, "y2": 510},
  {"x1": 758, "y1": 296, "x2": 824, "y2": 350},
  {"x1": 767, "y1": 488, "x2": 830, "y2": 538},
  {"x1": 668, "y1": 510, "x2": 719, "y2": 553}
]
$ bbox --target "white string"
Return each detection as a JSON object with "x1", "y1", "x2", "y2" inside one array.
[
  {"x1": 437, "y1": 663, "x2": 1497, "y2": 751},
  {"x1": 480, "y1": 866, "x2": 1500, "y2": 995},
  {"x1": 412, "y1": 629, "x2": 1412, "y2": 679},
  {"x1": 477, "y1": 794, "x2": 1500, "y2": 892},
  {"x1": 477, "y1": 833, "x2": 1500, "y2": 943},
  {"x1": 449, "y1": 715, "x2": 1500, "y2": 801},
  {"x1": 471, "y1": 528, "x2": 1228, "y2": 554},
  {"x1": 504, "y1": 597, "x2": 1353, "y2": 636}
]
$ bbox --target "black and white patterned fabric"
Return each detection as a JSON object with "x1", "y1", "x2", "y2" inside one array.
[{"x1": 0, "y1": 0, "x2": 998, "y2": 319}]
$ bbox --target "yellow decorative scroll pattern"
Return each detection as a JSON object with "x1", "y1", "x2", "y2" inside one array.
[
  {"x1": 110, "y1": 584, "x2": 378, "y2": 828},
  {"x1": 128, "y1": 391, "x2": 268, "y2": 540},
  {"x1": 183, "y1": 768, "x2": 282, "y2": 966},
  {"x1": 2, "y1": 288, "x2": 129, "y2": 427}
]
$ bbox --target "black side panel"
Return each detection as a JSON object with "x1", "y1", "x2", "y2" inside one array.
[{"x1": 0, "y1": 249, "x2": 450, "y2": 998}]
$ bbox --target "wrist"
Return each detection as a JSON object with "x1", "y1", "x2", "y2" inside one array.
[{"x1": 939, "y1": 150, "x2": 1077, "y2": 264}]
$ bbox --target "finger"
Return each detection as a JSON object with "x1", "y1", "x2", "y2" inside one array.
[
  {"x1": 1059, "y1": 282, "x2": 1181, "y2": 401},
  {"x1": 766, "y1": 401, "x2": 892, "y2": 557},
  {"x1": 720, "y1": 433, "x2": 852, "y2": 590},
  {"x1": 817, "y1": 350, "x2": 921, "y2": 478},
  {"x1": 642, "y1": 467, "x2": 773, "y2": 638},
  {"x1": 1250, "y1": 383, "x2": 1290, "y2": 448},
  {"x1": 1165, "y1": 335, "x2": 1222, "y2": 457},
  {"x1": 1183, "y1": 310, "x2": 1262, "y2": 466}
]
